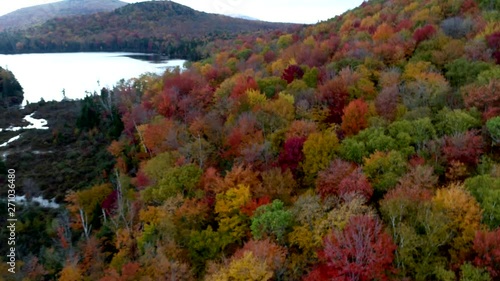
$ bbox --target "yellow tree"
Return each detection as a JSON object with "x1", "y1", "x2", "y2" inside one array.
[
  {"x1": 65, "y1": 183, "x2": 113, "y2": 239},
  {"x1": 302, "y1": 128, "x2": 340, "y2": 186},
  {"x1": 59, "y1": 261, "x2": 82, "y2": 281},
  {"x1": 288, "y1": 190, "x2": 326, "y2": 251},
  {"x1": 215, "y1": 184, "x2": 252, "y2": 245},
  {"x1": 433, "y1": 183, "x2": 483, "y2": 264},
  {"x1": 206, "y1": 252, "x2": 273, "y2": 281}
]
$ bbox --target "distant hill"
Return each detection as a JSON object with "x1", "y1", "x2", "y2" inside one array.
[
  {"x1": 227, "y1": 14, "x2": 260, "y2": 21},
  {"x1": 0, "y1": 1, "x2": 298, "y2": 60},
  {"x1": 0, "y1": 0, "x2": 128, "y2": 31}
]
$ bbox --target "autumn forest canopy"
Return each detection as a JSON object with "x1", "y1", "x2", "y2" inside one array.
[{"x1": 1, "y1": 0, "x2": 500, "y2": 280}]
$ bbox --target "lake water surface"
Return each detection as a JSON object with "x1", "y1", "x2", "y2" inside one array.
[{"x1": 0, "y1": 52, "x2": 186, "y2": 104}]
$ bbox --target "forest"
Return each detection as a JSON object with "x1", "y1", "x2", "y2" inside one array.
[
  {"x1": 1, "y1": 0, "x2": 500, "y2": 280},
  {"x1": 0, "y1": 1, "x2": 298, "y2": 60},
  {"x1": 0, "y1": 66, "x2": 24, "y2": 107}
]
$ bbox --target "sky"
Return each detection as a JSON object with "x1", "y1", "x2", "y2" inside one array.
[{"x1": 0, "y1": 0, "x2": 365, "y2": 24}]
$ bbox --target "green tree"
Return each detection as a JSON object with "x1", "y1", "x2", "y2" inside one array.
[
  {"x1": 76, "y1": 96, "x2": 102, "y2": 130},
  {"x1": 188, "y1": 226, "x2": 229, "y2": 273},
  {"x1": 277, "y1": 34, "x2": 293, "y2": 49},
  {"x1": 435, "y1": 108, "x2": 481, "y2": 136},
  {"x1": 464, "y1": 175, "x2": 500, "y2": 229},
  {"x1": 380, "y1": 185, "x2": 453, "y2": 280},
  {"x1": 302, "y1": 67, "x2": 319, "y2": 88},
  {"x1": 251, "y1": 200, "x2": 293, "y2": 244},
  {"x1": 0, "y1": 159, "x2": 6, "y2": 175},
  {"x1": 363, "y1": 150, "x2": 408, "y2": 194},
  {"x1": 142, "y1": 152, "x2": 177, "y2": 181},
  {"x1": 0, "y1": 66, "x2": 23, "y2": 107},
  {"x1": 477, "y1": 0, "x2": 500, "y2": 10},
  {"x1": 142, "y1": 162, "x2": 202, "y2": 204},
  {"x1": 257, "y1": 76, "x2": 287, "y2": 98},
  {"x1": 388, "y1": 118, "x2": 436, "y2": 151},
  {"x1": 158, "y1": 164, "x2": 202, "y2": 197},
  {"x1": 460, "y1": 263, "x2": 492, "y2": 281},
  {"x1": 339, "y1": 137, "x2": 367, "y2": 163},
  {"x1": 445, "y1": 58, "x2": 491, "y2": 87},
  {"x1": 486, "y1": 116, "x2": 500, "y2": 145}
]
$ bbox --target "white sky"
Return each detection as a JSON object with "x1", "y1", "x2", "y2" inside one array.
[{"x1": 0, "y1": 0, "x2": 365, "y2": 24}]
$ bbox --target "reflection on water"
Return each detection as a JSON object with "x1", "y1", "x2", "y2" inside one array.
[
  {"x1": 0, "y1": 52, "x2": 186, "y2": 104},
  {"x1": 123, "y1": 53, "x2": 171, "y2": 63}
]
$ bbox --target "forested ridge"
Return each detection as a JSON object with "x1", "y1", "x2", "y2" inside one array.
[
  {"x1": 0, "y1": 1, "x2": 298, "y2": 60},
  {"x1": 0, "y1": 0, "x2": 128, "y2": 32},
  {"x1": 1, "y1": 0, "x2": 500, "y2": 279}
]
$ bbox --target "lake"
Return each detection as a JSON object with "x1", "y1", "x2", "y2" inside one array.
[{"x1": 0, "y1": 52, "x2": 186, "y2": 105}]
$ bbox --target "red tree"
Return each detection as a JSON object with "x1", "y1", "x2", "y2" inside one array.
[
  {"x1": 442, "y1": 130, "x2": 483, "y2": 166},
  {"x1": 319, "y1": 77, "x2": 349, "y2": 124},
  {"x1": 341, "y1": 99, "x2": 369, "y2": 136},
  {"x1": 120, "y1": 103, "x2": 154, "y2": 137},
  {"x1": 317, "y1": 160, "x2": 372, "y2": 201},
  {"x1": 316, "y1": 159, "x2": 355, "y2": 199},
  {"x1": 222, "y1": 113, "x2": 262, "y2": 161},
  {"x1": 232, "y1": 238, "x2": 287, "y2": 272},
  {"x1": 278, "y1": 137, "x2": 306, "y2": 176},
  {"x1": 338, "y1": 168, "x2": 373, "y2": 201},
  {"x1": 473, "y1": 228, "x2": 500, "y2": 278},
  {"x1": 375, "y1": 85, "x2": 399, "y2": 121},
  {"x1": 396, "y1": 19, "x2": 413, "y2": 32},
  {"x1": 101, "y1": 190, "x2": 118, "y2": 215},
  {"x1": 263, "y1": 50, "x2": 276, "y2": 63},
  {"x1": 462, "y1": 80, "x2": 500, "y2": 120},
  {"x1": 222, "y1": 127, "x2": 244, "y2": 160},
  {"x1": 240, "y1": 196, "x2": 271, "y2": 217},
  {"x1": 156, "y1": 88, "x2": 176, "y2": 118},
  {"x1": 156, "y1": 71, "x2": 213, "y2": 122},
  {"x1": 486, "y1": 31, "x2": 500, "y2": 64},
  {"x1": 305, "y1": 215, "x2": 397, "y2": 281},
  {"x1": 461, "y1": 0, "x2": 479, "y2": 14},
  {"x1": 383, "y1": 183, "x2": 433, "y2": 204},
  {"x1": 230, "y1": 76, "x2": 259, "y2": 99},
  {"x1": 281, "y1": 64, "x2": 305, "y2": 84},
  {"x1": 413, "y1": 24, "x2": 436, "y2": 44}
]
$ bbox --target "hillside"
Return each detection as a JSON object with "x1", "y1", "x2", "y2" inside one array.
[
  {"x1": 0, "y1": 0, "x2": 127, "y2": 31},
  {"x1": 0, "y1": 0, "x2": 500, "y2": 280},
  {"x1": 0, "y1": 1, "x2": 299, "y2": 60}
]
